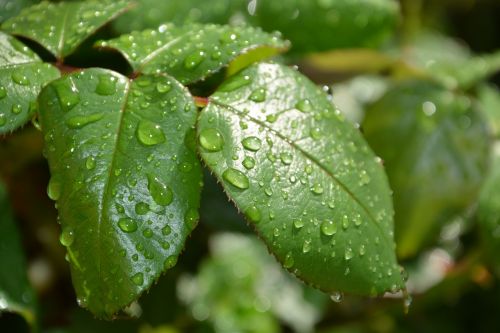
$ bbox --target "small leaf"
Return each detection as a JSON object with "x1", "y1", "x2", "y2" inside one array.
[
  {"x1": 0, "y1": 31, "x2": 59, "y2": 134},
  {"x1": 478, "y1": 84, "x2": 500, "y2": 139},
  {"x1": 198, "y1": 63, "x2": 404, "y2": 296},
  {"x1": 97, "y1": 23, "x2": 289, "y2": 84},
  {"x1": 363, "y1": 80, "x2": 490, "y2": 258},
  {"x1": 253, "y1": 0, "x2": 399, "y2": 53},
  {"x1": 0, "y1": 181, "x2": 37, "y2": 326},
  {"x1": 478, "y1": 142, "x2": 500, "y2": 277},
  {"x1": 38, "y1": 68, "x2": 202, "y2": 317},
  {"x1": 2, "y1": 0, "x2": 131, "y2": 59}
]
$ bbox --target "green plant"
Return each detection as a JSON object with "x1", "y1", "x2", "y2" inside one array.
[{"x1": 1, "y1": 0, "x2": 500, "y2": 332}]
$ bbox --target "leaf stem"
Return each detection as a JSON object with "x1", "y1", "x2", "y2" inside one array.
[{"x1": 194, "y1": 96, "x2": 209, "y2": 108}]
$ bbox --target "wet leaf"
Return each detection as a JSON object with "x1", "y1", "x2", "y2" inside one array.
[
  {"x1": 363, "y1": 80, "x2": 490, "y2": 258},
  {"x1": 0, "y1": 31, "x2": 59, "y2": 134},
  {"x1": 0, "y1": 0, "x2": 38, "y2": 23},
  {"x1": 478, "y1": 84, "x2": 500, "y2": 139},
  {"x1": 198, "y1": 63, "x2": 404, "y2": 296},
  {"x1": 0, "y1": 181, "x2": 37, "y2": 327},
  {"x1": 2, "y1": 0, "x2": 131, "y2": 59},
  {"x1": 97, "y1": 23, "x2": 289, "y2": 84},
  {"x1": 38, "y1": 68, "x2": 202, "y2": 317}
]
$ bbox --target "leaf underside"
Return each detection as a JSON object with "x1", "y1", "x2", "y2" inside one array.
[
  {"x1": 0, "y1": 31, "x2": 60, "y2": 134},
  {"x1": 1, "y1": 0, "x2": 131, "y2": 59},
  {"x1": 97, "y1": 23, "x2": 289, "y2": 84},
  {"x1": 38, "y1": 68, "x2": 202, "y2": 317},
  {"x1": 198, "y1": 62, "x2": 404, "y2": 296}
]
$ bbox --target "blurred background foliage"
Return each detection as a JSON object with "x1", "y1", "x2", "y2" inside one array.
[{"x1": 1, "y1": 0, "x2": 500, "y2": 332}]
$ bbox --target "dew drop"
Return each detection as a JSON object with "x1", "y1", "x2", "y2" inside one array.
[
  {"x1": 0, "y1": 86, "x2": 7, "y2": 99},
  {"x1": 162, "y1": 225, "x2": 172, "y2": 236},
  {"x1": 136, "y1": 120, "x2": 166, "y2": 146},
  {"x1": 330, "y1": 291, "x2": 344, "y2": 303},
  {"x1": 241, "y1": 136, "x2": 262, "y2": 152},
  {"x1": 156, "y1": 82, "x2": 171, "y2": 93},
  {"x1": 118, "y1": 218, "x2": 138, "y2": 233},
  {"x1": 66, "y1": 113, "x2": 104, "y2": 129},
  {"x1": 223, "y1": 168, "x2": 249, "y2": 189},
  {"x1": 0, "y1": 114, "x2": 6, "y2": 127},
  {"x1": 135, "y1": 202, "x2": 150, "y2": 215},
  {"x1": 147, "y1": 175, "x2": 173, "y2": 206},
  {"x1": 164, "y1": 255, "x2": 178, "y2": 269},
  {"x1": 359, "y1": 245, "x2": 366, "y2": 256},
  {"x1": 245, "y1": 205, "x2": 261, "y2": 223},
  {"x1": 59, "y1": 227, "x2": 74, "y2": 247},
  {"x1": 242, "y1": 156, "x2": 255, "y2": 169},
  {"x1": 47, "y1": 176, "x2": 62, "y2": 201},
  {"x1": 131, "y1": 272, "x2": 144, "y2": 286},
  {"x1": 344, "y1": 247, "x2": 353, "y2": 261},
  {"x1": 199, "y1": 128, "x2": 224, "y2": 152},
  {"x1": 293, "y1": 219, "x2": 304, "y2": 229},
  {"x1": 184, "y1": 50, "x2": 205, "y2": 69},
  {"x1": 280, "y1": 152, "x2": 293, "y2": 165},
  {"x1": 248, "y1": 87, "x2": 266, "y2": 102},
  {"x1": 184, "y1": 208, "x2": 199, "y2": 230},
  {"x1": 54, "y1": 80, "x2": 80, "y2": 112},
  {"x1": 95, "y1": 75, "x2": 117, "y2": 96},
  {"x1": 11, "y1": 71, "x2": 29, "y2": 85},
  {"x1": 85, "y1": 156, "x2": 96, "y2": 170},
  {"x1": 142, "y1": 228, "x2": 153, "y2": 238},
  {"x1": 11, "y1": 104, "x2": 22, "y2": 114},
  {"x1": 321, "y1": 220, "x2": 337, "y2": 236},
  {"x1": 302, "y1": 239, "x2": 311, "y2": 253},
  {"x1": 284, "y1": 252, "x2": 294, "y2": 268},
  {"x1": 296, "y1": 99, "x2": 313, "y2": 112},
  {"x1": 310, "y1": 127, "x2": 322, "y2": 140},
  {"x1": 311, "y1": 183, "x2": 323, "y2": 195}
]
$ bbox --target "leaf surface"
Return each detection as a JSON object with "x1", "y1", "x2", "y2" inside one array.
[
  {"x1": 363, "y1": 81, "x2": 490, "y2": 258},
  {"x1": 38, "y1": 68, "x2": 202, "y2": 317},
  {"x1": 0, "y1": 181, "x2": 37, "y2": 326},
  {"x1": 2, "y1": 0, "x2": 130, "y2": 59},
  {"x1": 198, "y1": 63, "x2": 404, "y2": 296},
  {"x1": 0, "y1": 31, "x2": 59, "y2": 134},
  {"x1": 97, "y1": 23, "x2": 289, "y2": 84}
]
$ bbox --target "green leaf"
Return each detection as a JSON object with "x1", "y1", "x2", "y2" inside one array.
[
  {"x1": 362, "y1": 80, "x2": 490, "y2": 258},
  {"x1": 38, "y1": 68, "x2": 202, "y2": 317},
  {"x1": 0, "y1": 0, "x2": 38, "y2": 23},
  {"x1": 112, "y1": 0, "x2": 249, "y2": 34},
  {"x1": 198, "y1": 63, "x2": 404, "y2": 296},
  {"x1": 0, "y1": 181, "x2": 37, "y2": 326},
  {"x1": 0, "y1": 31, "x2": 59, "y2": 134},
  {"x1": 1, "y1": 0, "x2": 131, "y2": 59},
  {"x1": 478, "y1": 84, "x2": 500, "y2": 139},
  {"x1": 478, "y1": 142, "x2": 500, "y2": 277},
  {"x1": 253, "y1": 0, "x2": 399, "y2": 53},
  {"x1": 97, "y1": 23, "x2": 289, "y2": 85}
]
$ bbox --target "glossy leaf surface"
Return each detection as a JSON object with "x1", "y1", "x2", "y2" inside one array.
[
  {"x1": 38, "y1": 68, "x2": 202, "y2": 317},
  {"x1": 0, "y1": 31, "x2": 59, "y2": 134},
  {"x1": 0, "y1": 0, "x2": 37, "y2": 23},
  {"x1": 0, "y1": 181, "x2": 36, "y2": 326},
  {"x1": 253, "y1": 0, "x2": 399, "y2": 53},
  {"x1": 97, "y1": 23, "x2": 289, "y2": 84},
  {"x1": 363, "y1": 81, "x2": 490, "y2": 258},
  {"x1": 2, "y1": 0, "x2": 130, "y2": 59},
  {"x1": 198, "y1": 63, "x2": 404, "y2": 296}
]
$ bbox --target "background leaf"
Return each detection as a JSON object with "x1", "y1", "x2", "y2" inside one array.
[
  {"x1": 0, "y1": 181, "x2": 37, "y2": 327},
  {"x1": 0, "y1": 0, "x2": 38, "y2": 23},
  {"x1": 2, "y1": 0, "x2": 130, "y2": 59},
  {"x1": 362, "y1": 80, "x2": 490, "y2": 258},
  {"x1": 38, "y1": 68, "x2": 202, "y2": 317},
  {"x1": 97, "y1": 23, "x2": 289, "y2": 85},
  {"x1": 0, "y1": 31, "x2": 59, "y2": 134},
  {"x1": 198, "y1": 62, "x2": 404, "y2": 296}
]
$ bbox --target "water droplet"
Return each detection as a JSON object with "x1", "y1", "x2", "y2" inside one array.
[
  {"x1": 60, "y1": 227, "x2": 74, "y2": 246},
  {"x1": 54, "y1": 80, "x2": 80, "y2": 112},
  {"x1": 184, "y1": 208, "x2": 199, "y2": 230},
  {"x1": 219, "y1": 75, "x2": 251, "y2": 92},
  {"x1": 284, "y1": 252, "x2": 294, "y2": 268},
  {"x1": 135, "y1": 202, "x2": 150, "y2": 215},
  {"x1": 280, "y1": 152, "x2": 293, "y2": 165},
  {"x1": 136, "y1": 120, "x2": 166, "y2": 146},
  {"x1": 11, "y1": 71, "x2": 29, "y2": 85},
  {"x1": 223, "y1": 168, "x2": 249, "y2": 189},
  {"x1": 11, "y1": 104, "x2": 22, "y2": 114},
  {"x1": 248, "y1": 87, "x2": 266, "y2": 102},
  {"x1": 293, "y1": 219, "x2": 304, "y2": 229},
  {"x1": 0, "y1": 86, "x2": 7, "y2": 99},
  {"x1": 66, "y1": 113, "x2": 104, "y2": 129},
  {"x1": 245, "y1": 206, "x2": 261, "y2": 223},
  {"x1": 47, "y1": 176, "x2": 62, "y2": 200},
  {"x1": 296, "y1": 99, "x2": 313, "y2": 112},
  {"x1": 0, "y1": 114, "x2": 6, "y2": 127},
  {"x1": 342, "y1": 215, "x2": 349, "y2": 230},
  {"x1": 321, "y1": 220, "x2": 337, "y2": 236},
  {"x1": 199, "y1": 128, "x2": 224, "y2": 152},
  {"x1": 147, "y1": 175, "x2": 173, "y2": 206},
  {"x1": 310, "y1": 127, "x2": 322, "y2": 140},
  {"x1": 95, "y1": 75, "x2": 117, "y2": 96},
  {"x1": 131, "y1": 272, "x2": 144, "y2": 286},
  {"x1": 344, "y1": 247, "x2": 353, "y2": 261},
  {"x1": 302, "y1": 239, "x2": 311, "y2": 253},
  {"x1": 164, "y1": 255, "x2": 178, "y2": 269},
  {"x1": 142, "y1": 228, "x2": 153, "y2": 238},
  {"x1": 162, "y1": 225, "x2": 172, "y2": 236},
  {"x1": 242, "y1": 156, "x2": 255, "y2": 169},
  {"x1": 85, "y1": 156, "x2": 96, "y2": 170},
  {"x1": 241, "y1": 136, "x2": 262, "y2": 152},
  {"x1": 311, "y1": 183, "x2": 323, "y2": 195},
  {"x1": 118, "y1": 218, "x2": 138, "y2": 233},
  {"x1": 156, "y1": 82, "x2": 171, "y2": 93},
  {"x1": 359, "y1": 245, "x2": 366, "y2": 256},
  {"x1": 330, "y1": 291, "x2": 344, "y2": 303},
  {"x1": 359, "y1": 170, "x2": 371, "y2": 186},
  {"x1": 184, "y1": 50, "x2": 205, "y2": 69}
]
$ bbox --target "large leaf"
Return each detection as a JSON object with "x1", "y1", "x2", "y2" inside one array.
[
  {"x1": 198, "y1": 63, "x2": 404, "y2": 296},
  {"x1": 253, "y1": 0, "x2": 399, "y2": 53},
  {"x1": 38, "y1": 68, "x2": 202, "y2": 317},
  {"x1": 0, "y1": 31, "x2": 59, "y2": 134},
  {"x1": 1, "y1": 0, "x2": 131, "y2": 59},
  {"x1": 97, "y1": 23, "x2": 289, "y2": 84},
  {"x1": 113, "y1": 0, "x2": 248, "y2": 34},
  {"x1": 478, "y1": 142, "x2": 500, "y2": 277},
  {"x1": 0, "y1": 0, "x2": 38, "y2": 23},
  {"x1": 0, "y1": 181, "x2": 37, "y2": 326},
  {"x1": 363, "y1": 80, "x2": 490, "y2": 258}
]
